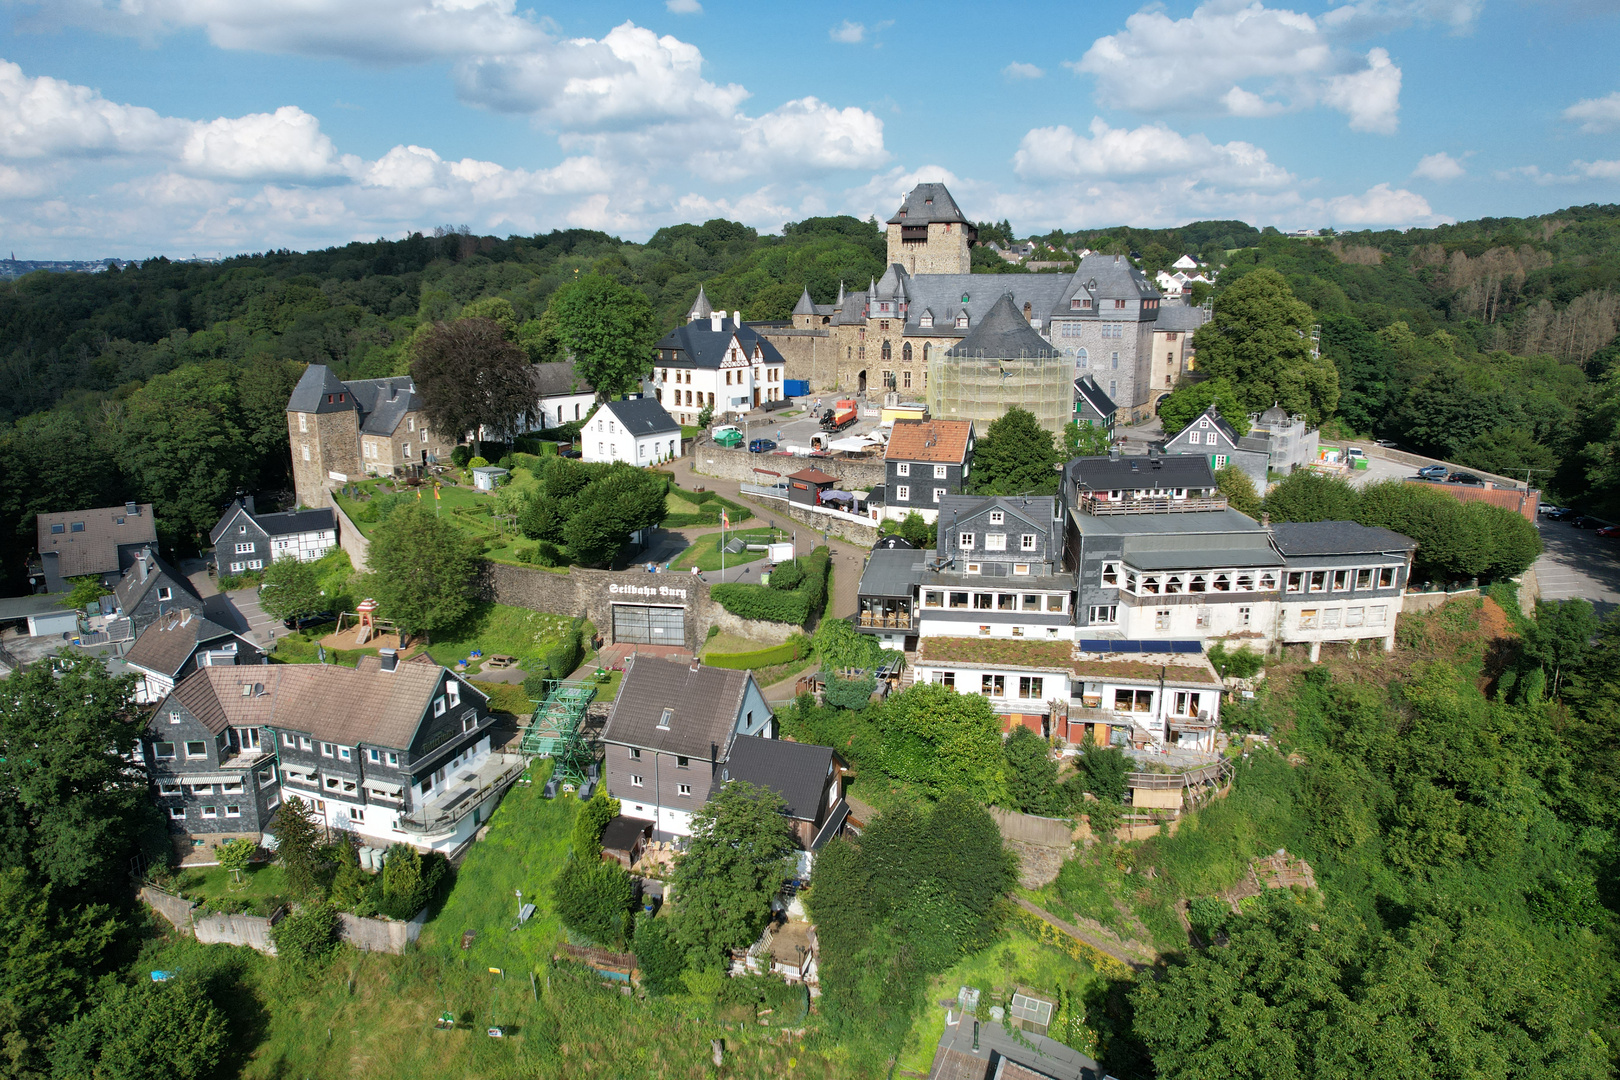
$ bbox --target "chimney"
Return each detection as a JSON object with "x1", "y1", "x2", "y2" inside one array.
[
  {"x1": 710, "y1": 311, "x2": 722, "y2": 332},
  {"x1": 180, "y1": 609, "x2": 192, "y2": 627},
  {"x1": 732, "y1": 310, "x2": 742, "y2": 326},
  {"x1": 242, "y1": 495, "x2": 256, "y2": 515},
  {"x1": 125, "y1": 501, "x2": 138, "y2": 516},
  {"x1": 1108, "y1": 446, "x2": 1120, "y2": 461},
  {"x1": 1261, "y1": 513, "x2": 1271, "y2": 528},
  {"x1": 138, "y1": 551, "x2": 149, "y2": 582},
  {"x1": 379, "y1": 648, "x2": 398, "y2": 673}
]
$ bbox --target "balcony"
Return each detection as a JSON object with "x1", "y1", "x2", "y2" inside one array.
[
  {"x1": 397, "y1": 753, "x2": 526, "y2": 837},
  {"x1": 857, "y1": 610, "x2": 913, "y2": 630},
  {"x1": 1077, "y1": 493, "x2": 1229, "y2": 515}
]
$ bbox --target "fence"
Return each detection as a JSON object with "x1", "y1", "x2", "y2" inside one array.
[
  {"x1": 989, "y1": 806, "x2": 1076, "y2": 848},
  {"x1": 741, "y1": 483, "x2": 788, "y2": 499}
]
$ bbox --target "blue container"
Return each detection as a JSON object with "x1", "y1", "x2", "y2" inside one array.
[{"x1": 784, "y1": 379, "x2": 810, "y2": 399}]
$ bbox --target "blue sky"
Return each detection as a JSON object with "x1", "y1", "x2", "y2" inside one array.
[{"x1": 0, "y1": 0, "x2": 1616, "y2": 258}]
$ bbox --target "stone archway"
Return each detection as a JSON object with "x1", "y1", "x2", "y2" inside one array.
[
  {"x1": 1154, "y1": 392, "x2": 1172, "y2": 414},
  {"x1": 857, "y1": 369, "x2": 867, "y2": 394}
]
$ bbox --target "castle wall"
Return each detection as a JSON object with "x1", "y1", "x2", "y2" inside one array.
[
  {"x1": 290, "y1": 409, "x2": 360, "y2": 509},
  {"x1": 885, "y1": 222, "x2": 971, "y2": 275}
]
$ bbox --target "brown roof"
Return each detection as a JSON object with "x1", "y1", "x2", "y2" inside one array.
[
  {"x1": 916, "y1": 638, "x2": 1221, "y2": 687},
  {"x1": 123, "y1": 608, "x2": 243, "y2": 678},
  {"x1": 36, "y1": 504, "x2": 156, "y2": 577},
  {"x1": 163, "y1": 656, "x2": 452, "y2": 748},
  {"x1": 788, "y1": 468, "x2": 838, "y2": 485},
  {"x1": 600, "y1": 657, "x2": 753, "y2": 759},
  {"x1": 885, "y1": 419, "x2": 973, "y2": 464}
]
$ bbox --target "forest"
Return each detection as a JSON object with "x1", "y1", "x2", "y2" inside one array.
[{"x1": 2, "y1": 204, "x2": 1619, "y2": 594}]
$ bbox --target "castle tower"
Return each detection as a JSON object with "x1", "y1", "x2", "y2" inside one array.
[
  {"x1": 286, "y1": 365, "x2": 362, "y2": 509},
  {"x1": 885, "y1": 183, "x2": 976, "y2": 274}
]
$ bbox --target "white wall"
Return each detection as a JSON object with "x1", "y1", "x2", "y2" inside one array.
[
  {"x1": 582, "y1": 414, "x2": 681, "y2": 467},
  {"x1": 271, "y1": 529, "x2": 336, "y2": 562}
]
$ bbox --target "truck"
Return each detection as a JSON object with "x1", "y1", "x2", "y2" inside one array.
[{"x1": 820, "y1": 399, "x2": 858, "y2": 432}]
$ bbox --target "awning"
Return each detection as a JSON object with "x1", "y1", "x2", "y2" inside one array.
[{"x1": 366, "y1": 782, "x2": 404, "y2": 797}]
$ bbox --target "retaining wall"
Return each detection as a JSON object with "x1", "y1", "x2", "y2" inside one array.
[
  {"x1": 332, "y1": 500, "x2": 371, "y2": 572},
  {"x1": 194, "y1": 909, "x2": 280, "y2": 953},
  {"x1": 1402, "y1": 587, "x2": 1481, "y2": 613},
  {"x1": 689, "y1": 445, "x2": 886, "y2": 490},
  {"x1": 989, "y1": 806, "x2": 1075, "y2": 848},
  {"x1": 762, "y1": 501, "x2": 882, "y2": 548},
  {"x1": 139, "y1": 886, "x2": 427, "y2": 955},
  {"x1": 140, "y1": 885, "x2": 196, "y2": 931},
  {"x1": 338, "y1": 908, "x2": 430, "y2": 953}
]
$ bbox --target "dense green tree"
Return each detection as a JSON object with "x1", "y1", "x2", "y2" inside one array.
[
  {"x1": 1261, "y1": 469, "x2": 1361, "y2": 523},
  {"x1": 216, "y1": 837, "x2": 256, "y2": 884},
  {"x1": 545, "y1": 274, "x2": 657, "y2": 400},
  {"x1": 1157, "y1": 377, "x2": 1252, "y2": 438},
  {"x1": 553, "y1": 854, "x2": 634, "y2": 948},
  {"x1": 1522, "y1": 599, "x2": 1599, "y2": 698},
  {"x1": 1075, "y1": 745, "x2": 1129, "y2": 801},
  {"x1": 120, "y1": 364, "x2": 252, "y2": 544},
  {"x1": 1193, "y1": 268, "x2": 1340, "y2": 424},
  {"x1": 571, "y1": 788, "x2": 620, "y2": 862},
  {"x1": 271, "y1": 900, "x2": 340, "y2": 964},
  {"x1": 871, "y1": 683, "x2": 1006, "y2": 801},
  {"x1": 64, "y1": 576, "x2": 111, "y2": 611},
  {"x1": 1063, "y1": 419, "x2": 1112, "y2": 456},
  {"x1": 561, "y1": 465, "x2": 669, "y2": 567},
  {"x1": 364, "y1": 501, "x2": 480, "y2": 642},
  {"x1": 1003, "y1": 727, "x2": 1060, "y2": 815},
  {"x1": 1318, "y1": 313, "x2": 1399, "y2": 435},
  {"x1": 897, "y1": 510, "x2": 936, "y2": 549},
  {"x1": 1215, "y1": 464, "x2": 1263, "y2": 519},
  {"x1": 0, "y1": 657, "x2": 159, "y2": 900},
  {"x1": 969, "y1": 407, "x2": 1060, "y2": 495},
  {"x1": 409, "y1": 316, "x2": 535, "y2": 451},
  {"x1": 270, "y1": 797, "x2": 323, "y2": 898},
  {"x1": 235, "y1": 356, "x2": 305, "y2": 490},
  {"x1": 631, "y1": 914, "x2": 688, "y2": 995},
  {"x1": 257, "y1": 556, "x2": 325, "y2": 622},
  {"x1": 50, "y1": 978, "x2": 226, "y2": 1080},
  {"x1": 672, "y1": 781, "x2": 796, "y2": 965}
]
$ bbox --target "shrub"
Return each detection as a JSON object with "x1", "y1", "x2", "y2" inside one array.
[
  {"x1": 553, "y1": 855, "x2": 633, "y2": 948},
  {"x1": 272, "y1": 900, "x2": 339, "y2": 963},
  {"x1": 1209, "y1": 642, "x2": 1265, "y2": 679},
  {"x1": 375, "y1": 844, "x2": 447, "y2": 920},
  {"x1": 633, "y1": 915, "x2": 688, "y2": 996},
  {"x1": 450, "y1": 445, "x2": 473, "y2": 467},
  {"x1": 704, "y1": 640, "x2": 802, "y2": 669},
  {"x1": 768, "y1": 560, "x2": 805, "y2": 591},
  {"x1": 468, "y1": 456, "x2": 489, "y2": 469}
]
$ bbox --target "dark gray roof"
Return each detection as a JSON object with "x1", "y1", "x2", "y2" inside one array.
[
  {"x1": 123, "y1": 608, "x2": 244, "y2": 678},
  {"x1": 1165, "y1": 404, "x2": 1240, "y2": 450},
  {"x1": 286, "y1": 364, "x2": 351, "y2": 414},
  {"x1": 656, "y1": 317, "x2": 787, "y2": 370},
  {"x1": 256, "y1": 508, "x2": 335, "y2": 537},
  {"x1": 1123, "y1": 532, "x2": 1285, "y2": 570},
  {"x1": 529, "y1": 362, "x2": 593, "y2": 399},
  {"x1": 946, "y1": 292, "x2": 1060, "y2": 360},
  {"x1": 858, "y1": 547, "x2": 926, "y2": 597},
  {"x1": 114, "y1": 549, "x2": 203, "y2": 617},
  {"x1": 1066, "y1": 455, "x2": 1216, "y2": 492},
  {"x1": 600, "y1": 815, "x2": 651, "y2": 853},
  {"x1": 1155, "y1": 304, "x2": 1209, "y2": 332},
  {"x1": 687, "y1": 285, "x2": 713, "y2": 320},
  {"x1": 887, "y1": 182, "x2": 970, "y2": 226},
  {"x1": 602, "y1": 397, "x2": 680, "y2": 436},
  {"x1": 868, "y1": 268, "x2": 1070, "y2": 338},
  {"x1": 1074, "y1": 375, "x2": 1117, "y2": 418},
  {"x1": 601, "y1": 657, "x2": 753, "y2": 758},
  {"x1": 871, "y1": 534, "x2": 919, "y2": 550},
  {"x1": 345, "y1": 377, "x2": 420, "y2": 436},
  {"x1": 1259, "y1": 403, "x2": 1291, "y2": 425},
  {"x1": 36, "y1": 503, "x2": 157, "y2": 577},
  {"x1": 1060, "y1": 253, "x2": 1161, "y2": 309},
  {"x1": 722, "y1": 737, "x2": 836, "y2": 821},
  {"x1": 1270, "y1": 521, "x2": 1417, "y2": 556},
  {"x1": 792, "y1": 287, "x2": 816, "y2": 317},
  {"x1": 1072, "y1": 507, "x2": 1268, "y2": 539}
]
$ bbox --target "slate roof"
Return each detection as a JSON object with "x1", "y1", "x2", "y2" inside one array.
[
  {"x1": 1074, "y1": 375, "x2": 1117, "y2": 418},
  {"x1": 164, "y1": 655, "x2": 453, "y2": 747},
  {"x1": 873, "y1": 269, "x2": 1072, "y2": 339},
  {"x1": 722, "y1": 737, "x2": 837, "y2": 821},
  {"x1": 600, "y1": 815, "x2": 651, "y2": 853},
  {"x1": 886, "y1": 418, "x2": 973, "y2": 464},
  {"x1": 123, "y1": 608, "x2": 245, "y2": 678},
  {"x1": 601, "y1": 397, "x2": 680, "y2": 437},
  {"x1": 285, "y1": 364, "x2": 422, "y2": 436},
  {"x1": 1166, "y1": 404, "x2": 1240, "y2": 449},
  {"x1": 946, "y1": 292, "x2": 1061, "y2": 359},
  {"x1": 1065, "y1": 455, "x2": 1217, "y2": 492},
  {"x1": 887, "y1": 182, "x2": 970, "y2": 226},
  {"x1": 656, "y1": 317, "x2": 787, "y2": 370},
  {"x1": 529, "y1": 362, "x2": 593, "y2": 399},
  {"x1": 858, "y1": 547, "x2": 926, "y2": 598},
  {"x1": 211, "y1": 501, "x2": 334, "y2": 545},
  {"x1": 114, "y1": 549, "x2": 203, "y2": 616},
  {"x1": 687, "y1": 285, "x2": 713, "y2": 320},
  {"x1": 1154, "y1": 304, "x2": 1209, "y2": 332},
  {"x1": 792, "y1": 287, "x2": 816, "y2": 317},
  {"x1": 1060, "y1": 253, "x2": 1161, "y2": 310},
  {"x1": 871, "y1": 534, "x2": 919, "y2": 550},
  {"x1": 1270, "y1": 521, "x2": 1417, "y2": 557},
  {"x1": 36, "y1": 504, "x2": 157, "y2": 577},
  {"x1": 286, "y1": 364, "x2": 352, "y2": 414},
  {"x1": 600, "y1": 657, "x2": 754, "y2": 759}
]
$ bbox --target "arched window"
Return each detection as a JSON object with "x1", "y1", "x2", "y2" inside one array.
[
  {"x1": 881, "y1": 340, "x2": 892, "y2": 361},
  {"x1": 1076, "y1": 347, "x2": 1089, "y2": 368},
  {"x1": 923, "y1": 344, "x2": 932, "y2": 364},
  {"x1": 902, "y1": 342, "x2": 912, "y2": 363}
]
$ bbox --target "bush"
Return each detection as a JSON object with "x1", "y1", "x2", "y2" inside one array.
[
  {"x1": 704, "y1": 640, "x2": 802, "y2": 669},
  {"x1": 633, "y1": 915, "x2": 688, "y2": 996},
  {"x1": 768, "y1": 559, "x2": 805, "y2": 591},
  {"x1": 1076, "y1": 746, "x2": 1129, "y2": 801},
  {"x1": 1209, "y1": 642, "x2": 1265, "y2": 679},
  {"x1": 451, "y1": 445, "x2": 473, "y2": 467},
  {"x1": 710, "y1": 546, "x2": 830, "y2": 625},
  {"x1": 375, "y1": 844, "x2": 446, "y2": 920},
  {"x1": 468, "y1": 455, "x2": 489, "y2": 469},
  {"x1": 271, "y1": 900, "x2": 339, "y2": 963},
  {"x1": 553, "y1": 855, "x2": 634, "y2": 948}
]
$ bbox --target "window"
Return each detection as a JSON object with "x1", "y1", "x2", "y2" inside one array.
[
  {"x1": 949, "y1": 591, "x2": 969, "y2": 608},
  {"x1": 154, "y1": 741, "x2": 176, "y2": 759},
  {"x1": 387, "y1": 752, "x2": 398, "y2": 766},
  {"x1": 989, "y1": 511, "x2": 1004, "y2": 525},
  {"x1": 986, "y1": 533, "x2": 1007, "y2": 551},
  {"x1": 903, "y1": 369, "x2": 912, "y2": 389},
  {"x1": 226, "y1": 805, "x2": 241, "y2": 818},
  {"x1": 402, "y1": 443, "x2": 410, "y2": 459},
  {"x1": 302, "y1": 445, "x2": 311, "y2": 461},
  {"x1": 338, "y1": 746, "x2": 352, "y2": 761},
  {"x1": 1322, "y1": 608, "x2": 1342, "y2": 629},
  {"x1": 49, "y1": 523, "x2": 64, "y2": 534},
  {"x1": 433, "y1": 696, "x2": 446, "y2": 717},
  {"x1": 1239, "y1": 605, "x2": 1252, "y2": 626},
  {"x1": 1013, "y1": 564, "x2": 1031, "y2": 575},
  {"x1": 348, "y1": 807, "x2": 364, "y2": 822},
  {"x1": 1260, "y1": 571, "x2": 1279, "y2": 590},
  {"x1": 189, "y1": 782, "x2": 215, "y2": 795},
  {"x1": 1285, "y1": 572, "x2": 1304, "y2": 593},
  {"x1": 1018, "y1": 676, "x2": 1044, "y2": 699},
  {"x1": 979, "y1": 624, "x2": 991, "y2": 636},
  {"x1": 923, "y1": 590, "x2": 943, "y2": 608},
  {"x1": 1309, "y1": 571, "x2": 1327, "y2": 593},
  {"x1": 931, "y1": 670, "x2": 956, "y2": 687},
  {"x1": 1046, "y1": 595, "x2": 1064, "y2": 612},
  {"x1": 1332, "y1": 570, "x2": 1351, "y2": 592},
  {"x1": 1155, "y1": 609, "x2": 1172, "y2": 631},
  {"x1": 201, "y1": 806, "x2": 217, "y2": 819},
  {"x1": 1214, "y1": 454, "x2": 1228, "y2": 468},
  {"x1": 1369, "y1": 605, "x2": 1388, "y2": 625},
  {"x1": 678, "y1": 784, "x2": 692, "y2": 797},
  {"x1": 221, "y1": 780, "x2": 243, "y2": 794},
  {"x1": 185, "y1": 741, "x2": 206, "y2": 758},
  {"x1": 157, "y1": 587, "x2": 172, "y2": 601},
  {"x1": 369, "y1": 748, "x2": 380, "y2": 762},
  {"x1": 1012, "y1": 626, "x2": 1025, "y2": 637},
  {"x1": 934, "y1": 464, "x2": 947, "y2": 479},
  {"x1": 1378, "y1": 567, "x2": 1395, "y2": 588},
  {"x1": 1355, "y1": 568, "x2": 1373, "y2": 589},
  {"x1": 973, "y1": 593, "x2": 993, "y2": 610},
  {"x1": 325, "y1": 777, "x2": 340, "y2": 790},
  {"x1": 897, "y1": 462, "x2": 911, "y2": 476},
  {"x1": 958, "y1": 532, "x2": 975, "y2": 550},
  {"x1": 447, "y1": 682, "x2": 460, "y2": 707},
  {"x1": 281, "y1": 732, "x2": 295, "y2": 747},
  {"x1": 628, "y1": 747, "x2": 641, "y2": 760},
  {"x1": 169, "y1": 806, "x2": 186, "y2": 820},
  {"x1": 1196, "y1": 609, "x2": 1211, "y2": 629},
  {"x1": 1020, "y1": 534, "x2": 1037, "y2": 551},
  {"x1": 1101, "y1": 562, "x2": 1120, "y2": 587},
  {"x1": 70, "y1": 521, "x2": 85, "y2": 533},
  {"x1": 896, "y1": 485, "x2": 910, "y2": 501},
  {"x1": 299, "y1": 736, "x2": 313, "y2": 750},
  {"x1": 321, "y1": 742, "x2": 334, "y2": 757},
  {"x1": 982, "y1": 674, "x2": 1006, "y2": 696},
  {"x1": 462, "y1": 715, "x2": 478, "y2": 734},
  {"x1": 934, "y1": 488, "x2": 945, "y2": 504},
  {"x1": 1299, "y1": 609, "x2": 1318, "y2": 628},
  {"x1": 299, "y1": 413, "x2": 308, "y2": 432},
  {"x1": 159, "y1": 781, "x2": 182, "y2": 795},
  {"x1": 997, "y1": 592, "x2": 1017, "y2": 611},
  {"x1": 1346, "y1": 607, "x2": 1365, "y2": 627},
  {"x1": 1089, "y1": 605, "x2": 1118, "y2": 623},
  {"x1": 630, "y1": 775, "x2": 644, "y2": 788},
  {"x1": 1189, "y1": 431, "x2": 1201, "y2": 445}
]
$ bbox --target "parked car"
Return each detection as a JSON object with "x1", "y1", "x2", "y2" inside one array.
[
  {"x1": 1596, "y1": 525, "x2": 1620, "y2": 538},
  {"x1": 1544, "y1": 506, "x2": 1578, "y2": 521},
  {"x1": 1575, "y1": 515, "x2": 1602, "y2": 529},
  {"x1": 748, "y1": 439, "x2": 778, "y2": 454},
  {"x1": 1539, "y1": 504, "x2": 1563, "y2": 516},
  {"x1": 1446, "y1": 472, "x2": 1483, "y2": 485},
  {"x1": 282, "y1": 612, "x2": 335, "y2": 631},
  {"x1": 1417, "y1": 464, "x2": 1449, "y2": 480}
]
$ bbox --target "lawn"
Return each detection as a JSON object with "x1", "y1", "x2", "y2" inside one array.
[
  {"x1": 170, "y1": 863, "x2": 292, "y2": 917},
  {"x1": 671, "y1": 528, "x2": 782, "y2": 572},
  {"x1": 892, "y1": 927, "x2": 1105, "y2": 1077},
  {"x1": 424, "y1": 604, "x2": 580, "y2": 676},
  {"x1": 335, "y1": 477, "x2": 498, "y2": 541}
]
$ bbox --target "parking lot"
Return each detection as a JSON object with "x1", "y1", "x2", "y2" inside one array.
[
  {"x1": 712, "y1": 397, "x2": 886, "y2": 454},
  {"x1": 1531, "y1": 518, "x2": 1620, "y2": 617}
]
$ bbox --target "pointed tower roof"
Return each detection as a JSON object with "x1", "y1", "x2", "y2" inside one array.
[
  {"x1": 946, "y1": 292, "x2": 1061, "y2": 360},
  {"x1": 792, "y1": 286, "x2": 816, "y2": 317},
  {"x1": 687, "y1": 285, "x2": 713, "y2": 323},
  {"x1": 836, "y1": 280, "x2": 846, "y2": 306}
]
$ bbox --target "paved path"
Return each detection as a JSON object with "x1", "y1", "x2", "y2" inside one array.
[{"x1": 1531, "y1": 518, "x2": 1620, "y2": 618}]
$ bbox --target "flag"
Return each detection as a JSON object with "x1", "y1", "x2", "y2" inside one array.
[
  {"x1": 720, "y1": 509, "x2": 729, "y2": 529},
  {"x1": 434, "y1": 484, "x2": 441, "y2": 500}
]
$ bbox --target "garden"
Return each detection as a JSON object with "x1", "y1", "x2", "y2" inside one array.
[{"x1": 669, "y1": 526, "x2": 784, "y2": 572}]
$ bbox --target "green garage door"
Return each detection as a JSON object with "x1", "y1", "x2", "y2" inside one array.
[{"x1": 612, "y1": 604, "x2": 686, "y2": 646}]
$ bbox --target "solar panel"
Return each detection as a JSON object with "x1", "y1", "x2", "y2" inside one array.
[
  {"x1": 1115, "y1": 640, "x2": 1141, "y2": 653},
  {"x1": 1078, "y1": 639, "x2": 1113, "y2": 652},
  {"x1": 1173, "y1": 641, "x2": 1205, "y2": 653}
]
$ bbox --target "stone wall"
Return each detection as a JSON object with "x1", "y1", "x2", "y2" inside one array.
[
  {"x1": 332, "y1": 500, "x2": 370, "y2": 572},
  {"x1": 688, "y1": 445, "x2": 886, "y2": 490},
  {"x1": 989, "y1": 806, "x2": 1075, "y2": 847},
  {"x1": 139, "y1": 886, "x2": 425, "y2": 956},
  {"x1": 766, "y1": 500, "x2": 882, "y2": 548},
  {"x1": 758, "y1": 328, "x2": 841, "y2": 392},
  {"x1": 338, "y1": 908, "x2": 429, "y2": 953},
  {"x1": 1402, "y1": 587, "x2": 1481, "y2": 613},
  {"x1": 194, "y1": 909, "x2": 281, "y2": 953},
  {"x1": 140, "y1": 886, "x2": 196, "y2": 932}
]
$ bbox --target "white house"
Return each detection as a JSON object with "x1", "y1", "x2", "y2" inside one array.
[
  {"x1": 209, "y1": 499, "x2": 337, "y2": 572},
  {"x1": 522, "y1": 362, "x2": 596, "y2": 431},
  {"x1": 582, "y1": 398, "x2": 682, "y2": 467},
  {"x1": 652, "y1": 290, "x2": 790, "y2": 426}
]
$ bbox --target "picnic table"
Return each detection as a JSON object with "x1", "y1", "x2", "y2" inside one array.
[{"x1": 484, "y1": 655, "x2": 517, "y2": 669}]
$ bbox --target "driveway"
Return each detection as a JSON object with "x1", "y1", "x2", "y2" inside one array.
[
  {"x1": 1532, "y1": 519, "x2": 1620, "y2": 618},
  {"x1": 204, "y1": 587, "x2": 282, "y2": 650}
]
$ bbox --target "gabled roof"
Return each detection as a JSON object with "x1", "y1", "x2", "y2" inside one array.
[
  {"x1": 123, "y1": 608, "x2": 246, "y2": 679},
  {"x1": 600, "y1": 657, "x2": 754, "y2": 759},
  {"x1": 1074, "y1": 375, "x2": 1117, "y2": 418},
  {"x1": 1061, "y1": 253, "x2": 1161, "y2": 307},
  {"x1": 788, "y1": 468, "x2": 838, "y2": 484},
  {"x1": 946, "y1": 292, "x2": 1061, "y2": 360},
  {"x1": 1166, "y1": 404, "x2": 1240, "y2": 450},
  {"x1": 163, "y1": 655, "x2": 458, "y2": 748},
  {"x1": 858, "y1": 547, "x2": 926, "y2": 598},
  {"x1": 887, "y1": 182, "x2": 969, "y2": 226},
  {"x1": 36, "y1": 504, "x2": 157, "y2": 577},
  {"x1": 529, "y1": 362, "x2": 593, "y2": 399},
  {"x1": 210, "y1": 501, "x2": 334, "y2": 545},
  {"x1": 885, "y1": 419, "x2": 973, "y2": 464},
  {"x1": 345, "y1": 377, "x2": 420, "y2": 436},
  {"x1": 935, "y1": 494, "x2": 1057, "y2": 540},
  {"x1": 722, "y1": 737, "x2": 838, "y2": 821},
  {"x1": 286, "y1": 364, "x2": 352, "y2": 414},
  {"x1": 114, "y1": 548, "x2": 203, "y2": 616},
  {"x1": 655, "y1": 317, "x2": 787, "y2": 370},
  {"x1": 601, "y1": 397, "x2": 680, "y2": 437},
  {"x1": 1270, "y1": 521, "x2": 1417, "y2": 557},
  {"x1": 1066, "y1": 454, "x2": 1217, "y2": 493}
]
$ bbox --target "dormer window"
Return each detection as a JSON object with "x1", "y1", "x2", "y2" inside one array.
[
  {"x1": 657, "y1": 708, "x2": 673, "y2": 730},
  {"x1": 955, "y1": 313, "x2": 969, "y2": 329},
  {"x1": 1072, "y1": 298, "x2": 1091, "y2": 309}
]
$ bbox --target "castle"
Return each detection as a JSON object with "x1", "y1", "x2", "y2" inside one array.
[
  {"x1": 757, "y1": 183, "x2": 1207, "y2": 422},
  {"x1": 286, "y1": 365, "x2": 452, "y2": 510}
]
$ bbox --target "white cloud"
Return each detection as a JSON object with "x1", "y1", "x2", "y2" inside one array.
[
  {"x1": 1070, "y1": 1, "x2": 1403, "y2": 133},
  {"x1": 181, "y1": 106, "x2": 360, "y2": 180},
  {"x1": 1003, "y1": 62, "x2": 1044, "y2": 80},
  {"x1": 1013, "y1": 118, "x2": 1294, "y2": 189},
  {"x1": 1574, "y1": 159, "x2": 1620, "y2": 180},
  {"x1": 829, "y1": 20, "x2": 865, "y2": 43},
  {"x1": 0, "y1": 59, "x2": 186, "y2": 159},
  {"x1": 665, "y1": 0, "x2": 702, "y2": 13},
  {"x1": 1564, "y1": 91, "x2": 1620, "y2": 134},
  {"x1": 1315, "y1": 182, "x2": 1436, "y2": 225},
  {"x1": 1412, "y1": 150, "x2": 1466, "y2": 181}
]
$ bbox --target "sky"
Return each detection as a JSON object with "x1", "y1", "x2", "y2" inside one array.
[{"x1": 0, "y1": 0, "x2": 1617, "y2": 259}]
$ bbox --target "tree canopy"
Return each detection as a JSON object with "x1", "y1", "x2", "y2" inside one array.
[
  {"x1": 543, "y1": 274, "x2": 658, "y2": 400},
  {"x1": 969, "y1": 407, "x2": 1060, "y2": 496},
  {"x1": 1192, "y1": 268, "x2": 1340, "y2": 424},
  {"x1": 364, "y1": 500, "x2": 480, "y2": 641},
  {"x1": 257, "y1": 556, "x2": 325, "y2": 622},
  {"x1": 409, "y1": 316, "x2": 534, "y2": 450},
  {"x1": 672, "y1": 780, "x2": 796, "y2": 966}
]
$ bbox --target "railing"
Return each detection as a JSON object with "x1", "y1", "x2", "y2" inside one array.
[
  {"x1": 742, "y1": 483, "x2": 788, "y2": 499},
  {"x1": 1126, "y1": 758, "x2": 1233, "y2": 789},
  {"x1": 1078, "y1": 494, "x2": 1229, "y2": 515},
  {"x1": 858, "y1": 611, "x2": 912, "y2": 629},
  {"x1": 396, "y1": 756, "x2": 526, "y2": 836}
]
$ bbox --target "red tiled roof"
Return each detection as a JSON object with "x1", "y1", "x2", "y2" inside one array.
[{"x1": 885, "y1": 419, "x2": 972, "y2": 464}]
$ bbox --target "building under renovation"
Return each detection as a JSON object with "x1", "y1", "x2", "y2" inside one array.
[{"x1": 927, "y1": 292, "x2": 1073, "y2": 433}]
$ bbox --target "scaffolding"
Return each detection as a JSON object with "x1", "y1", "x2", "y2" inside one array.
[
  {"x1": 926, "y1": 349, "x2": 1074, "y2": 434},
  {"x1": 518, "y1": 680, "x2": 598, "y2": 785}
]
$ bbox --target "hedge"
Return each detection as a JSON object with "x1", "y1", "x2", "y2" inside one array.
[
  {"x1": 704, "y1": 639, "x2": 802, "y2": 669},
  {"x1": 710, "y1": 547, "x2": 831, "y2": 625}
]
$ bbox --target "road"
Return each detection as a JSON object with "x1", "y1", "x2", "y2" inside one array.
[{"x1": 1531, "y1": 519, "x2": 1620, "y2": 617}]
